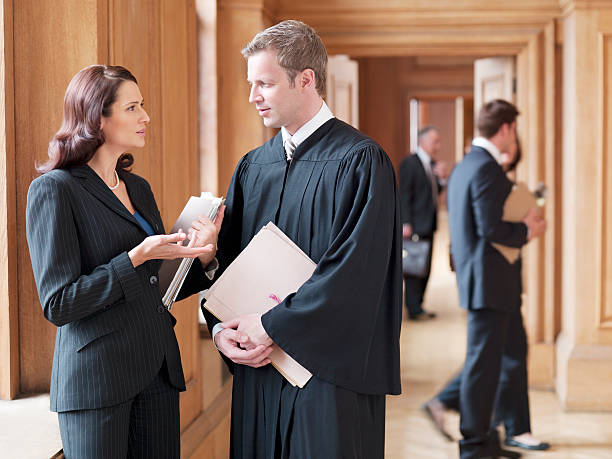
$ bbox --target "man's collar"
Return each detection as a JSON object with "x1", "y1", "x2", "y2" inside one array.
[
  {"x1": 416, "y1": 146, "x2": 432, "y2": 164},
  {"x1": 281, "y1": 101, "x2": 334, "y2": 147},
  {"x1": 472, "y1": 137, "x2": 502, "y2": 164}
]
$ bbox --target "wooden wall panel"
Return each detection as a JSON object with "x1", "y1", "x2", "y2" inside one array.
[
  {"x1": 109, "y1": 0, "x2": 202, "y2": 429},
  {"x1": 217, "y1": 0, "x2": 268, "y2": 195},
  {"x1": 14, "y1": 0, "x2": 103, "y2": 393},
  {"x1": 516, "y1": 25, "x2": 558, "y2": 389},
  {"x1": 0, "y1": 0, "x2": 18, "y2": 400},
  {"x1": 109, "y1": 0, "x2": 163, "y2": 192},
  {"x1": 556, "y1": 4, "x2": 612, "y2": 410},
  {"x1": 7, "y1": 1, "x2": 204, "y2": 430},
  {"x1": 357, "y1": 58, "x2": 402, "y2": 170},
  {"x1": 422, "y1": 99, "x2": 456, "y2": 169},
  {"x1": 599, "y1": 32, "x2": 612, "y2": 327},
  {"x1": 197, "y1": 0, "x2": 219, "y2": 195},
  {"x1": 159, "y1": 0, "x2": 202, "y2": 430},
  {"x1": 327, "y1": 55, "x2": 359, "y2": 128},
  {"x1": 358, "y1": 56, "x2": 473, "y2": 177}
]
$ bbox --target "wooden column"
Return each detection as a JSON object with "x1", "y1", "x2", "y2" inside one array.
[
  {"x1": 197, "y1": 0, "x2": 219, "y2": 195},
  {"x1": 556, "y1": 0, "x2": 612, "y2": 410},
  {"x1": 13, "y1": 0, "x2": 105, "y2": 394},
  {"x1": 0, "y1": 0, "x2": 18, "y2": 400},
  {"x1": 216, "y1": 0, "x2": 268, "y2": 194},
  {"x1": 515, "y1": 20, "x2": 560, "y2": 390}
]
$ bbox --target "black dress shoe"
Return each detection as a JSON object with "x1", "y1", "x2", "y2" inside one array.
[
  {"x1": 409, "y1": 311, "x2": 437, "y2": 321},
  {"x1": 504, "y1": 438, "x2": 550, "y2": 451}
]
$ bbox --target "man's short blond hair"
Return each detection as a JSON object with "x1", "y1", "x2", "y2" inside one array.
[{"x1": 242, "y1": 20, "x2": 327, "y2": 98}]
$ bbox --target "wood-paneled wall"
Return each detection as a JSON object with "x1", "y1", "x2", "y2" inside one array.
[
  {"x1": 358, "y1": 56, "x2": 474, "y2": 173},
  {"x1": 0, "y1": 0, "x2": 18, "y2": 400},
  {"x1": 556, "y1": 1, "x2": 612, "y2": 410},
  {"x1": 14, "y1": 0, "x2": 103, "y2": 395},
  {"x1": 2, "y1": 6, "x2": 612, "y2": 457},
  {"x1": 2, "y1": 0, "x2": 204, "y2": 428}
]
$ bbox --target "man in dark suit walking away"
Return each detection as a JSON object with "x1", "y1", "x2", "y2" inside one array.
[
  {"x1": 445, "y1": 100, "x2": 546, "y2": 458},
  {"x1": 399, "y1": 126, "x2": 448, "y2": 320}
]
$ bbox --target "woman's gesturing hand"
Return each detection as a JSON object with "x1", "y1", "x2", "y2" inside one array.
[{"x1": 128, "y1": 230, "x2": 215, "y2": 267}]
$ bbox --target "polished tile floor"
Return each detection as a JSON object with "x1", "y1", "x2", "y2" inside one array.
[{"x1": 385, "y1": 215, "x2": 612, "y2": 459}]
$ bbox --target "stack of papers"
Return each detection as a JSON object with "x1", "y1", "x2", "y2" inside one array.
[
  {"x1": 492, "y1": 182, "x2": 540, "y2": 264},
  {"x1": 159, "y1": 192, "x2": 224, "y2": 310},
  {"x1": 203, "y1": 222, "x2": 316, "y2": 388}
]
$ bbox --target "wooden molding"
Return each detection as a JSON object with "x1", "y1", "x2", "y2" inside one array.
[
  {"x1": 301, "y1": 23, "x2": 549, "y2": 57},
  {"x1": 218, "y1": 0, "x2": 265, "y2": 11},
  {"x1": 96, "y1": 0, "x2": 108, "y2": 62},
  {"x1": 560, "y1": 0, "x2": 612, "y2": 17},
  {"x1": 598, "y1": 31, "x2": 612, "y2": 329},
  {"x1": 278, "y1": 0, "x2": 560, "y2": 18},
  {"x1": 557, "y1": 337, "x2": 612, "y2": 410},
  {"x1": 181, "y1": 378, "x2": 232, "y2": 457},
  {"x1": 0, "y1": 0, "x2": 19, "y2": 401}
]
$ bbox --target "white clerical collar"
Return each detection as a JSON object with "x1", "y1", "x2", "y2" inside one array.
[
  {"x1": 472, "y1": 137, "x2": 503, "y2": 165},
  {"x1": 416, "y1": 146, "x2": 432, "y2": 165},
  {"x1": 281, "y1": 101, "x2": 334, "y2": 149}
]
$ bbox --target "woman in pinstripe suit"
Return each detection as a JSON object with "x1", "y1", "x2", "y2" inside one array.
[{"x1": 25, "y1": 65, "x2": 222, "y2": 458}]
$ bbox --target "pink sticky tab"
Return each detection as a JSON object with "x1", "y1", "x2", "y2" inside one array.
[{"x1": 268, "y1": 294, "x2": 281, "y2": 304}]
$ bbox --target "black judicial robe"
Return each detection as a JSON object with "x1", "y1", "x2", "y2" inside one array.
[{"x1": 203, "y1": 118, "x2": 402, "y2": 458}]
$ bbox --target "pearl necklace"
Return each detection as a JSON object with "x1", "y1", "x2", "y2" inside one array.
[{"x1": 108, "y1": 170, "x2": 120, "y2": 190}]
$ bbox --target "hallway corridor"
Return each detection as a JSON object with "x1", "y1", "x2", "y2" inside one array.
[{"x1": 385, "y1": 213, "x2": 612, "y2": 458}]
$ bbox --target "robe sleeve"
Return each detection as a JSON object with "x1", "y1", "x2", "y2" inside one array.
[
  {"x1": 261, "y1": 144, "x2": 402, "y2": 392},
  {"x1": 399, "y1": 157, "x2": 414, "y2": 226}
]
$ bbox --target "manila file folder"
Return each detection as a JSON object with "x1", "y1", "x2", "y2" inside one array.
[
  {"x1": 492, "y1": 182, "x2": 539, "y2": 264},
  {"x1": 203, "y1": 222, "x2": 315, "y2": 388}
]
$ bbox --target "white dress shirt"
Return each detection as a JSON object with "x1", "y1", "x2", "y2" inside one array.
[
  {"x1": 472, "y1": 136, "x2": 503, "y2": 165},
  {"x1": 416, "y1": 146, "x2": 439, "y2": 206},
  {"x1": 281, "y1": 102, "x2": 334, "y2": 160}
]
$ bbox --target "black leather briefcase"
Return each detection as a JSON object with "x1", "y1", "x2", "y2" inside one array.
[{"x1": 402, "y1": 236, "x2": 431, "y2": 278}]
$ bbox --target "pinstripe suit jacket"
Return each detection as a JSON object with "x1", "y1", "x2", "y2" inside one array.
[{"x1": 26, "y1": 165, "x2": 209, "y2": 412}]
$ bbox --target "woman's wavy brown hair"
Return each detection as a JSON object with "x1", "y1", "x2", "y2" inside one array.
[{"x1": 39, "y1": 65, "x2": 138, "y2": 173}]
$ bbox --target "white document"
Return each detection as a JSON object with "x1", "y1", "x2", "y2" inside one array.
[
  {"x1": 203, "y1": 222, "x2": 316, "y2": 388},
  {"x1": 159, "y1": 192, "x2": 224, "y2": 309}
]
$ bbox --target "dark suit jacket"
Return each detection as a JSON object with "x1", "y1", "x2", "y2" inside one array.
[
  {"x1": 26, "y1": 165, "x2": 209, "y2": 412},
  {"x1": 447, "y1": 146, "x2": 527, "y2": 312},
  {"x1": 399, "y1": 153, "x2": 441, "y2": 237}
]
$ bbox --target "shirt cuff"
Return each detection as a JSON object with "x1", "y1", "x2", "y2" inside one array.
[
  {"x1": 211, "y1": 322, "x2": 224, "y2": 349},
  {"x1": 204, "y1": 257, "x2": 219, "y2": 281}
]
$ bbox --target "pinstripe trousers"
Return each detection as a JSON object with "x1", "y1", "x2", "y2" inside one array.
[{"x1": 57, "y1": 361, "x2": 180, "y2": 459}]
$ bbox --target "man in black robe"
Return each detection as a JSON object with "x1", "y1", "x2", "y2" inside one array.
[{"x1": 201, "y1": 20, "x2": 402, "y2": 458}]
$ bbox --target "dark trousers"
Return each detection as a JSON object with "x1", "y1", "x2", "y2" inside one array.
[
  {"x1": 457, "y1": 308, "x2": 530, "y2": 459},
  {"x1": 403, "y1": 235, "x2": 433, "y2": 316},
  {"x1": 58, "y1": 362, "x2": 180, "y2": 459},
  {"x1": 437, "y1": 308, "x2": 530, "y2": 439}
]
